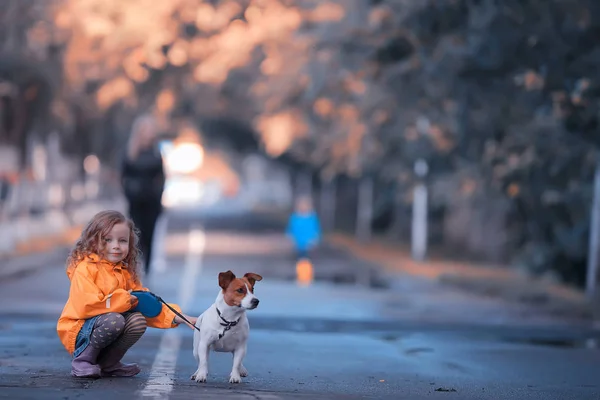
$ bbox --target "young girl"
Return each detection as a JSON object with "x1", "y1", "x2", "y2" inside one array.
[
  {"x1": 286, "y1": 196, "x2": 322, "y2": 261},
  {"x1": 57, "y1": 210, "x2": 197, "y2": 378}
]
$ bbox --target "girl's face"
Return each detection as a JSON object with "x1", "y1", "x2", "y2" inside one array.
[
  {"x1": 296, "y1": 198, "x2": 312, "y2": 214},
  {"x1": 100, "y1": 222, "x2": 131, "y2": 264}
]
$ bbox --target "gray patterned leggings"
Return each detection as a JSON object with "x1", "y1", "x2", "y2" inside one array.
[{"x1": 90, "y1": 312, "x2": 147, "y2": 351}]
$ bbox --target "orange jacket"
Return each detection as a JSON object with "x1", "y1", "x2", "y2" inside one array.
[{"x1": 57, "y1": 254, "x2": 182, "y2": 354}]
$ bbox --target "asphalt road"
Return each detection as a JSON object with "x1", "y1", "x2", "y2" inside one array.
[{"x1": 1, "y1": 202, "x2": 599, "y2": 400}]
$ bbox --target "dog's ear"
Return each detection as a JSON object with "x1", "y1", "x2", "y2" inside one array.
[
  {"x1": 243, "y1": 273, "x2": 263, "y2": 287},
  {"x1": 219, "y1": 270, "x2": 236, "y2": 290}
]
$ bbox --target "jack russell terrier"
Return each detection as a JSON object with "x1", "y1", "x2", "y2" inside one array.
[{"x1": 191, "y1": 270, "x2": 262, "y2": 383}]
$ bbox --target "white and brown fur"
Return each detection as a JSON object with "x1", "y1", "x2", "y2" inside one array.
[{"x1": 191, "y1": 270, "x2": 262, "y2": 383}]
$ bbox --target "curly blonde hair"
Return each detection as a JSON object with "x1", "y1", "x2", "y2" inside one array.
[{"x1": 66, "y1": 210, "x2": 141, "y2": 282}]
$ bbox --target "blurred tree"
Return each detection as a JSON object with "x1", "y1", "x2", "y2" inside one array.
[
  {"x1": 0, "y1": 1, "x2": 55, "y2": 169},
  {"x1": 4, "y1": 0, "x2": 600, "y2": 284}
]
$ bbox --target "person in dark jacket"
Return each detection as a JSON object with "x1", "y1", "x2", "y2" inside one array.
[{"x1": 121, "y1": 114, "x2": 165, "y2": 275}]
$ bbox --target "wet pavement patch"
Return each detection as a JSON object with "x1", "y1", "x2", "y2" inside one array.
[
  {"x1": 434, "y1": 387, "x2": 457, "y2": 392},
  {"x1": 281, "y1": 250, "x2": 392, "y2": 289},
  {"x1": 405, "y1": 347, "x2": 434, "y2": 356},
  {"x1": 281, "y1": 270, "x2": 390, "y2": 289},
  {"x1": 501, "y1": 337, "x2": 599, "y2": 349},
  {"x1": 5, "y1": 313, "x2": 600, "y2": 343},
  {"x1": 286, "y1": 270, "x2": 391, "y2": 289},
  {"x1": 380, "y1": 335, "x2": 400, "y2": 342},
  {"x1": 329, "y1": 271, "x2": 390, "y2": 289},
  {"x1": 168, "y1": 211, "x2": 286, "y2": 233}
]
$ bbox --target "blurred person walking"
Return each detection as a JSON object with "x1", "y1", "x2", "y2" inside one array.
[{"x1": 121, "y1": 114, "x2": 165, "y2": 276}]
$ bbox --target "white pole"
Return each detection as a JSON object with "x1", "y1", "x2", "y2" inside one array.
[
  {"x1": 586, "y1": 156, "x2": 600, "y2": 299},
  {"x1": 411, "y1": 159, "x2": 429, "y2": 262}
]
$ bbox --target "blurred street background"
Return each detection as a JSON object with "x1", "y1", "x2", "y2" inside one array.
[{"x1": 1, "y1": 1, "x2": 600, "y2": 399}]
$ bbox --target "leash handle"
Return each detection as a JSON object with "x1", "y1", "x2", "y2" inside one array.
[{"x1": 155, "y1": 295, "x2": 201, "y2": 332}]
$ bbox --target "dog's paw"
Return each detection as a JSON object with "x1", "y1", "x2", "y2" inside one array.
[
  {"x1": 192, "y1": 369, "x2": 207, "y2": 383},
  {"x1": 239, "y1": 365, "x2": 248, "y2": 377},
  {"x1": 229, "y1": 373, "x2": 242, "y2": 384}
]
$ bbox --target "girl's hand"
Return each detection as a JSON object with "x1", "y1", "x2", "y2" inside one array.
[
  {"x1": 174, "y1": 314, "x2": 197, "y2": 326},
  {"x1": 129, "y1": 294, "x2": 139, "y2": 307}
]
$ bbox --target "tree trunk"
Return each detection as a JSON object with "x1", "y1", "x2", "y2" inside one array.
[
  {"x1": 320, "y1": 177, "x2": 336, "y2": 232},
  {"x1": 356, "y1": 176, "x2": 373, "y2": 243}
]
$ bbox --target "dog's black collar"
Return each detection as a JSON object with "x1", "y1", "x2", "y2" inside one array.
[{"x1": 216, "y1": 307, "x2": 240, "y2": 339}]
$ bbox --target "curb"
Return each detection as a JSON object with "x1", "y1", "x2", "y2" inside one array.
[
  {"x1": 9, "y1": 225, "x2": 82, "y2": 257},
  {"x1": 0, "y1": 224, "x2": 82, "y2": 281},
  {"x1": 0, "y1": 227, "x2": 80, "y2": 281},
  {"x1": 327, "y1": 233, "x2": 595, "y2": 322},
  {"x1": 0, "y1": 246, "x2": 72, "y2": 281}
]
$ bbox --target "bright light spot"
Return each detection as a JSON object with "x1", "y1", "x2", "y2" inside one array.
[
  {"x1": 83, "y1": 154, "x2": 100, "y2": 175},
  {"x1": 260, "y1": 57, "x2": 282, "y2": 75},
  {"x1": 85, "y1": 180, "x2": 100, "y2": 198},
  {"x1": 146, "y1": 50, "x2": 167, "y2": 69},
  {"x1": 188, "y1": 229, "x2": 206, "y2": 255},
  {"x1": 255, "y1": 110, "x2": 307, "y2": 157},
  {"x1": 165, "y1": 143, "x2": 204, "y2": 174},
  {"x1": 195, "y1": 3, "x2": 216, "y2": 31},
  {"x1": 244, "y1": 6, "x2": 261, "y2": 23},
  {"x1": 70, "y1": 184, "x2": 86, "y2": 201},
  {"x1": 162, "y1": 177, "x2": 204, "y2": 208},
  {"x1": 168, "y1": 40, "x2": 189, "y2": 66},
  {"x1": 48, "y1": 184, "x2": 65, "y2": 207},
  {"x1": 158, "y1": 140, "x2": 174, "y2": 158},
  {"x1": 313, "y1": 98, "x2": 334, "y2": 118},
  {"x1": 310, "y1": 3, "x2": 346, "y2": 22}
]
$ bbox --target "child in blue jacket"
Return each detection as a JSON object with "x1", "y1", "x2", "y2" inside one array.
[{"x1": 286, "y1": 196, "x2": 322, "y2": 260}]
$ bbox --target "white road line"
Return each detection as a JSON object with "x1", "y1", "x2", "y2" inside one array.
[
  {"x1": 138, "y1": 224, "x2": 205, "y2": 399},
  {"x1": 151, "y1": 213, "x2": 169, "y2": 274}
]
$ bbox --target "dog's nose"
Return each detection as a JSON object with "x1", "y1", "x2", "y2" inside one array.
[{"x1": 251, "y1": 298, "x2": 259, "y2": 307}]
